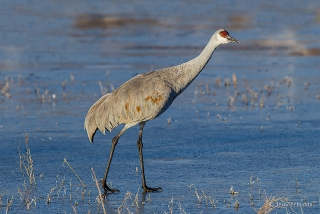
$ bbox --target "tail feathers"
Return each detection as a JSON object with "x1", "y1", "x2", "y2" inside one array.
[
  {"x1": 84, "y1": 93, "x2": 112, "y2": 142},
  {"x1": 95, "y1": 95, "x2": 121, "y2": 133}
]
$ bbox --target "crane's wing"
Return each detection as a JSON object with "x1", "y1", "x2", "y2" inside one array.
[
  {"x1": 84, "y1": 93, "x2": 112, "y2": 142},
  {"x1": 85, "y1": 71, "x2": 177, "y2": 142}
]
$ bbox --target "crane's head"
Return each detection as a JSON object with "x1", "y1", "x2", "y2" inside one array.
[{"x1": 215, "y1": 29, "x2": 240, "y2": 44}]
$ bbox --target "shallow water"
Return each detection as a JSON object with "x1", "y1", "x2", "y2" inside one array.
[{"x1": 1, "y1": 0, "x2": 320, "y2": 213}]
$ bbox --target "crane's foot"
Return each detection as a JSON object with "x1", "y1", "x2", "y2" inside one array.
[
  {"x1": 142, "y1": 185, "x2": 162, "y2": 192},
  {"x1": 101, "y1": 179, "x2": 119, "y2": 194}
]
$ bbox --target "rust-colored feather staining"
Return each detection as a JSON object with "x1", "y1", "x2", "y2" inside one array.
[
  {"x1": 136, "y1": 106, "x2": 141, "y2": 112},
  {"x1": 124, "y1": 102, "x2": 129, "y2": 111},
  {"x1": 144, "y1": 93, "x2": 163, "y2": 106}
]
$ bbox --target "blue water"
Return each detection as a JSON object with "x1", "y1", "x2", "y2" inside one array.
[{"x1": 1, "y1": 0, "x2": 320, "y2": 213}]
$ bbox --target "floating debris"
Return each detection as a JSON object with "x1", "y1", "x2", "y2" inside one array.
[
  {"x1": 74, "y1": 14, "x2": 162, "y2": 29},
  {"x1": 224, "y1": 77, "x2": 230, "y2": 87},
  {"x1": 214, "y1": 77, "x2": 222, "y2": 88},
  {"x1": 232, "y1": 73, "x2": 238, "y2": 89}
]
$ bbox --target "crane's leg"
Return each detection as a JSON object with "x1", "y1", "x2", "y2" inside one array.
[
  {"x1": 137, "y1": 122, "x2": 162, "y2": 192},
  {"x1": 102, "y1": 122, "x2": 137, "y2": 194}
]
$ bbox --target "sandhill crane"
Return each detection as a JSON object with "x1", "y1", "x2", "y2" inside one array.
[{"x1": 85, "y1": 29, "x2": 239, "y2": 193}]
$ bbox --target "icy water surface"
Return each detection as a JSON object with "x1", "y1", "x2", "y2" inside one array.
[{"x1": 1, "y1": 0, "x2": 320, "y2": 213}]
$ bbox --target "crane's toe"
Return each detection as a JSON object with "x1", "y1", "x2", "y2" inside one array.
[
  {"x1": 104, "y1": 186, "x2": 120, "y2": 194},
  {"x1": 101, "y1": 180, "x2": 120, "y2": 194},
  {"x1": 104, "y1": 187, "x2": 120, "y2": 194},
  {"x1": 143, "y1": 186, "x2": 162, "y2": 192},
  {"x1": 102, "y1": 186, "x2": 120, "y2": 195}
]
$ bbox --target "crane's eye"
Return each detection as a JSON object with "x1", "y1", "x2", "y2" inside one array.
[{"x1": 219, "y1": 30, "x2": 229, "y2": 38}]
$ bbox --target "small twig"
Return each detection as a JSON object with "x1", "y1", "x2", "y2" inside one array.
[
  {"x1": 91, "y1": 168, "x2": 106, "y2": 214},
  {"x1": 202, "y1": 189, "x2": 209, "y2": 207},
  {"x1": 0, "y1": 193, "x2": 3, "y2": 207},
  {"x1": 56, "y1": 177, "x2": 66, "y2": 198},
  {"x1": 72, "y1": 205, "x2": 78, "y2": 214},
  {"x1": 208, "y1": 196, "x2": 215, "y2": 207},
  {"x1": 63, "y1": 158, "x2": 86, "y2": 188},
  {"x1": 177, "y1": 201, "x2": 186, "y2": 214},
  {"x1": 132, "y1": 187, "x2": 139, "y2": 207},
  {"x1": 46, "y1": 186, "x2": 57, "y2": 204},
  {"x1": 6, "y1": 196, "x2": 13, "y2": 214},
  {"x1": 194, "y1": 187, "x2": 202, "y2": 203}
]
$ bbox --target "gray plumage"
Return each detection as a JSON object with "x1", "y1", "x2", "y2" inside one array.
[
  {"x1": 84, "y1": 29, "x2": 239, "y2": 193},
  {"x1": 84, "y1": 72, "x2": 177, "y2": 141}
]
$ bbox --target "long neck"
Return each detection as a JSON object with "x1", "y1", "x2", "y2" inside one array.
[{"x1": 161, "y1": 36, "x2": 220, "y2": 94}]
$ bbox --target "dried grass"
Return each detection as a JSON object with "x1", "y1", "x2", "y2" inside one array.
[
  {"x1": 18, "y1": 132, "x2": 36, "y2": 187},
  {"x1": 63, "y1": 158, "x2": 86, "y2": 188},
  {"x1": 256, "y1": 196, "x2": 288, "y2": 214},
  {"x1": 91, "y1": 167, "x2": 106, "y2": 214}
]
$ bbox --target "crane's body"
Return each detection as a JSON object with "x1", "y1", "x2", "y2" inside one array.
[{"x1": 85, "y1": 29, "x2": 239, "y2": 193}]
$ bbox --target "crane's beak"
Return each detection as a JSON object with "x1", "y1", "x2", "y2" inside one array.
[{"x1": 227, "y1": 36, "x2": 240, "y2": 43}]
